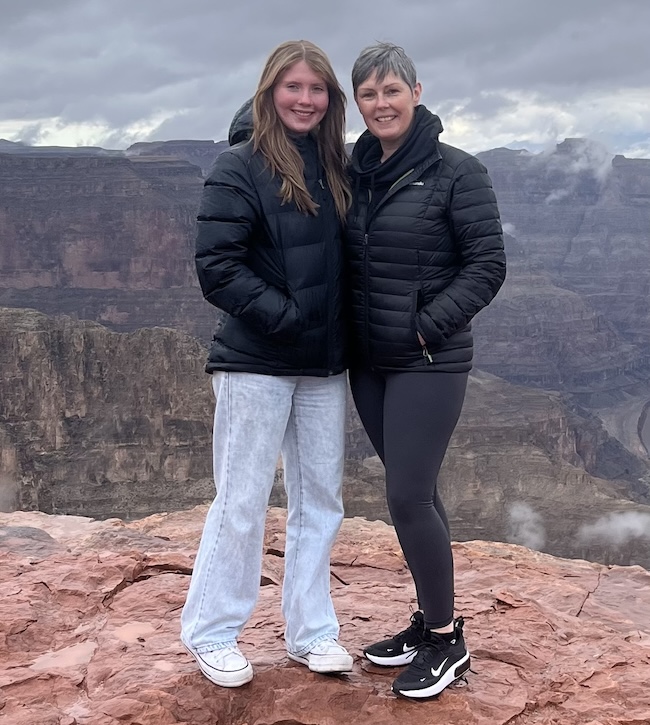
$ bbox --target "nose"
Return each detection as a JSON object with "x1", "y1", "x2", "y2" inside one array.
[
  {"x1": 297, "y1": 88, "x2": 311, "y2": 105},
  {"x1": 376, "y1": 93, "x2": 390, "y2": 108}
]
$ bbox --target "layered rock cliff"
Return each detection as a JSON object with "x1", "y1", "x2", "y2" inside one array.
[
  {"x1": 126, "y1": 140, "x2": 228, "y2": 176},
  {"x1": 0, "y1": 152, "x2": 217, "y2": 341},
  {"x1": 477, "y1": 141, "x2": 650, "y2": 389},
  {"x1": 472, "y1": 233, "x2": 647, "y2": 392},
  {"x1": 2, "y1": 140, "x2": 650, "y2": 390},
  {"x1": 4, "y1": 307, "x2": 646, "y2": 565},
  {"x1": 0, "y1": 307, "x2": 214, "y2": 518},
  {"x1": 1, "y1": 507, "x2": 649, "y2": 725}
]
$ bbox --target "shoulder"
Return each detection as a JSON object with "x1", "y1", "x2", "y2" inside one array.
[
  {"x1": 204, "y1": 142, "x2": 258, "y2": 186},
  {"x1": 437, "y1": 143, "x2": 487, "y2": 175}
]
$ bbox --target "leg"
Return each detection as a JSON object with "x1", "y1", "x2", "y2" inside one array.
[
  {"x1": 351, "y1": 366, "x2": 451, "y2": 538},
  {"x1": 349, "y1": 366, "x2": 386, "y2": 460},
  {"x1": 181, "y1": 372, "x2": 294, "y2": 652},
  {"x1": 383, "y1": 372, "x2": 468, "y2": 628},
  {"x1": 281, "y1": 373, "x2": 347, "y2": 655}
]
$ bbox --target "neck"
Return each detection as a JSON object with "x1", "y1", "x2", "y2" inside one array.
[{"x1": 379, "y1": 142, "x2": 399, "y2": 163}]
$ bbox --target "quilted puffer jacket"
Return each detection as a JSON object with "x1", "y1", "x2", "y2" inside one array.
[
  {"x1": 345, "y1": 105, "x2": 506, "y2": 372},
  {"x1": 195, "y1": 101, "x2": 346, "y2": 376}
]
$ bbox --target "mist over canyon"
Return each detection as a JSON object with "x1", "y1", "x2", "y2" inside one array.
[{"x1": 1, "y1": 135, "x2": 650, "y2": 568}]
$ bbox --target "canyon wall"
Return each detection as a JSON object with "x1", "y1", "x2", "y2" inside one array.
[
  {"x1": 4, "y1": 307, "x2": 648, "y2": 566},
  {"x1": 475, "y1": 141, "x2": 650, "y2": 390},
  {"x1": 0, "y1": 152, "x2": 217, "y2": 341},
  {"x1": 2, "y1": 141, "x2": 650, "y2": 391}
]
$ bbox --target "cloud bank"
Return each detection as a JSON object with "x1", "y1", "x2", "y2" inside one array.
[{"x1": 1, "y1": 0, "x2": 649, "y2": 155}]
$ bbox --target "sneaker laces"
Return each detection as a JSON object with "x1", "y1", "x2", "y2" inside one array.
[
  {"x1": 407, "y1": 628, "x2": 459, "y2": 675},
  {"x1": 389, "y1": 611, "x2": 425, "y2": 646}
]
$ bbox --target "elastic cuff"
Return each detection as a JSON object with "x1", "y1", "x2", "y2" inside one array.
[{"x1": 424, "y1": 617, "x2": 454, "y2": 630}]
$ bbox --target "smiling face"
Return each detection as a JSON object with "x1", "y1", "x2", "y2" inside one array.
[
  {"x1": 272, "y1": 60, "x2": 329, "y2": 134},
  {"x1": 355, "y1": 71, "x2": 421, "y2": 155}
]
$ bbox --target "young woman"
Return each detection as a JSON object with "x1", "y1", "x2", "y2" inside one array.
[
  {"x1": 181, "y1": 40, "x2": 353, "y2": 688},
  {"x1": 346, "y1": 42, "x2": 506, "y2": 699}
]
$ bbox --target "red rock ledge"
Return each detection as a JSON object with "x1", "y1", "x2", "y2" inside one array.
[{"x1": 1, "y1": 507, "x2": 649, "y2": 724}]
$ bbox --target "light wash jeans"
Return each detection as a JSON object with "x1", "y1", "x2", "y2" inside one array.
[{"x1": 180, "y1": 371, "x2": 347, "y2": 656}]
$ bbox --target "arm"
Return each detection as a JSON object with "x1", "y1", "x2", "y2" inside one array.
[
  {"x1": 195, "y1": 152, "x2": 301, "y2": 339},
  {"x1": 416, "y1": 156, "x2": 506, "y2": 347}
]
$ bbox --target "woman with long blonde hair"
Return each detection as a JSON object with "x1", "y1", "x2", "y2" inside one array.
[{"x1": 180, "y1": 40, "x2": 353, "y2": 688}]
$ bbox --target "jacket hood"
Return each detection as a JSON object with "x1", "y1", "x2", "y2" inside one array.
[
  {"x1": 350, "y1": 105, "x2": 443, "y2": 180},
  {"x1": 228, "y1": 98, "x2": 254, "y2": 146}
]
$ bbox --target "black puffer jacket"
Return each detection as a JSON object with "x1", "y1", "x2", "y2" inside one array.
[
  {"x1": 195, "y1": 104, "x2": 346, "y2": 376},
  {"x1": 346, "y1": 105, "x2": 506, "y2": 372}
]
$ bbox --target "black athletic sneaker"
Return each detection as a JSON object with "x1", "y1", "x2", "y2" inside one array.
[
  {"x1": 363, "y1": 610, "x2": 426, "y2": 666},
  {"x1": 391, "y1": 617, "x2": 470, "y2": 699}
]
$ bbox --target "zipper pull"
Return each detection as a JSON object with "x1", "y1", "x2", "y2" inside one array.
[
  {"x1": 318, "y1": 178, "x2": 325, "y2": 189},
  {"x1": 422, "y1": 345, "x2": 433, "y2": 363}
]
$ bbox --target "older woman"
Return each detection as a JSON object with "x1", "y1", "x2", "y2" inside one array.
[
  {"x1": 346, "y1": 43, "x2": 506, "y2": 699},
  {"x1": 181, "y1": 40, "x2": 353, "y2": 687}
]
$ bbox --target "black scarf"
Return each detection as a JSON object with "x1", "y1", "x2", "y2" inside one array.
[{"x1": 349, "y1": 105, "x2": 444, "y2": 216}]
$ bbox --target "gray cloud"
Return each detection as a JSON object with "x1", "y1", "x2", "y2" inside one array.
[
  {"x1": 578, "y1": 512, "x2": 650, "y2": 547},
  {"x1": 0, "y1": 475, "x2": 18, "y2": 513},
  {"x1": 2, "y1": 0, "x2": 650, "y2": 152},
  {"x1": 506, "y1": 502, "x2": 546, "y2": 551}
]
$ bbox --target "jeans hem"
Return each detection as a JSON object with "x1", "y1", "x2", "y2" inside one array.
[
  {"x1": 182, "y1": 636, "x2": 238, "y2": 654},
  {"x1": 288, "y1": 631, "x2": 339, "y2": 657}
]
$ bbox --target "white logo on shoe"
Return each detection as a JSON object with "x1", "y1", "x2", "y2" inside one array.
[
  {"x1": 385, "y1": 643, "x2": 414, "y2": 654},
  {"x1": 430, "y1": 657, "x2": 449, "y2": 678}
]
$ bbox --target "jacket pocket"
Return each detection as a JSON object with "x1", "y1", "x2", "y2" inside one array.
[{"x1": 410, "y1": 283, "x2": 422, "y2": 337}]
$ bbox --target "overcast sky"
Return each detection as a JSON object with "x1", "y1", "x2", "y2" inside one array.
[{"x1": 1, "y1": 0, "x2": 649, "y2": 156}]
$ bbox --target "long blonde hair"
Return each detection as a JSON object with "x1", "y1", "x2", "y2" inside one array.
[{"x1": 252, "y1": 40, "x2": 351, "y2": 220}]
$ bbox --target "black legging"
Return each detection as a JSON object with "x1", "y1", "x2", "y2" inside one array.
[{"x1": 349, "y1": 367, "x2": 468, "y2": 629}]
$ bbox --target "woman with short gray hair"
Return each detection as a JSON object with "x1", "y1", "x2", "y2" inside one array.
[{"x1": 345, "y1": 42, "x2": 506, "y2": 699}]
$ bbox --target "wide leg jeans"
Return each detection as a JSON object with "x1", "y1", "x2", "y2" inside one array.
[{"x1": 180, "y1": 371, "x2": 347, "y2": 656}]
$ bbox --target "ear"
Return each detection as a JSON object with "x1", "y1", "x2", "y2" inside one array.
[{"x1": 413, "y1": 82, "x2": 422, "y2": 105}]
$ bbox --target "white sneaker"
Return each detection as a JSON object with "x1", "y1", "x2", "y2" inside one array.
[
  {"x1": 182, "y1": 641, "x2": 253, "y2": 687},
  {"x1": 288, "y1": 640, "x2": 353, "y2": 673}
]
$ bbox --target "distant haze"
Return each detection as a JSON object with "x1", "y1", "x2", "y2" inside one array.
[{"x1": 1, "y1": 0, "x2": 649, "y2": 156}]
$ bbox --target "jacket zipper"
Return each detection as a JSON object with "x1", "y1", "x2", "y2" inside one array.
[{"x1": 359, "y1": 152, "x2": 441, "y2": 365}]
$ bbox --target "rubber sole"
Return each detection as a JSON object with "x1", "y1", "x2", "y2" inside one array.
[
  {"x1": 392, "y1": 652, "x2": 471, "y2": 699},
  {"x1": 287, "y1": 651, "x2": 353, "y2": 673},
  {"x1": 363, "y1": 648, "x2": 418, "y2": 667}
]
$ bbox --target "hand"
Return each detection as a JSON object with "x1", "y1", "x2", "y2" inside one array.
[{"x1": 417, "y1": 332, "x2": 426, "y2": 347}]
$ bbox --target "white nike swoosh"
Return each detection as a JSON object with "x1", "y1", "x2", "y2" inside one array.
[
  {"x1": 403, "y1": 643, "x2": 415, "y2": 653},
  {"x1": 430, "y1": 657, "x2": 449, "y2": 678}
]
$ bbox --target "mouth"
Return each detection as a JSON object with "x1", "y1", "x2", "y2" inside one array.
[
  {"x1": 375, "y1": 115, "x2": 397, "y2": 123},
  {"x1": 292, "y1": 110, "x2": 314, "y2": 118}
]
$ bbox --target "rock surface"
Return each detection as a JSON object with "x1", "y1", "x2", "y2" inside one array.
[{"x1": 0, "y1": 507, "x2": 649, "y2": 725}]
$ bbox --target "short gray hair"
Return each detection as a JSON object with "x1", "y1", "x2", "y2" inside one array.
[{"x1": 351, "y1": 42, "x2": 417, "y2": 95}]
